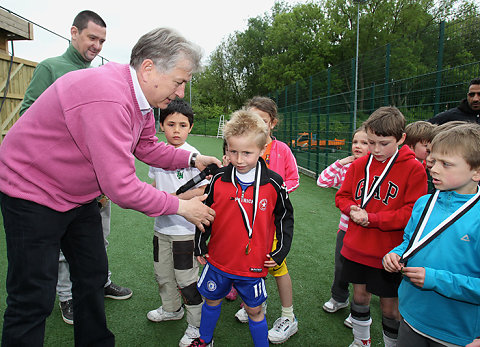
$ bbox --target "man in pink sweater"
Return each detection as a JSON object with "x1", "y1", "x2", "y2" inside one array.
[{"x1": 0, "y1": 27, "x2": 219, "y2": 347}]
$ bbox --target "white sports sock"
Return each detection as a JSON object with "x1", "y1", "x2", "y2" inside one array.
[
  {"x1": 281, "y1": 305, "x2": 295, "y2": 322},
  {"x1": 351, "y1": 316, "x2": 372, "y2": 346},
  {"x1": 383, "y1": 331, "x2": 397, "y2": 347}
]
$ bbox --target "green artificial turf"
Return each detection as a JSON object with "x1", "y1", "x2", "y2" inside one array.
[{"x1": 0, "y1": 134, "x2": 384, "y2": 346}]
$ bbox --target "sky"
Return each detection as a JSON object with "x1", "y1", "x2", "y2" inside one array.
[{"x1": 2, "y1": 0, "x2": 309, "y2": 66}]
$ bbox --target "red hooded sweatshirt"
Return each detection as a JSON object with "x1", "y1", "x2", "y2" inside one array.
[{"x1": 335, "y1": 145, "x2": 427, "y2": 268}]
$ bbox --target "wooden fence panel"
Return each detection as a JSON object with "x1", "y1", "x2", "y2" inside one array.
[{"x1": 0, "y1": 52, "x2": 37, "y2": 142}]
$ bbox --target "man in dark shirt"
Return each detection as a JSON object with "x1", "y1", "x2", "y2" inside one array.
[{"x1": 429, "y1": 77, "x2": 480, "y2": 125}]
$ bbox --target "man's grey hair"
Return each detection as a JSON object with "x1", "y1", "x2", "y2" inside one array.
[{"x1": 130, "y1": 27, "x2": 203, "y2": 73}]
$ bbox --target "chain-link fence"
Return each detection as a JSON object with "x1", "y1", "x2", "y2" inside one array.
[{"x1": 269, "y1": 17, "x2": 480, "y2": 178}]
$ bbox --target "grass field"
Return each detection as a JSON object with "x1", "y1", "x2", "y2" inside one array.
[{"x1": 0, "y1": 134, "x2": 385, "y2": 346}]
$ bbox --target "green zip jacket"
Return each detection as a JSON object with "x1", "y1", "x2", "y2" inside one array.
[{"x1": 20, "y1": 44, "x2": 91, "y2": 115}]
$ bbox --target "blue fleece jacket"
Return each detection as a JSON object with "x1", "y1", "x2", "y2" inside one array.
[{"x1": 390, "y1": 190, "x2": 480, "y2": 346}]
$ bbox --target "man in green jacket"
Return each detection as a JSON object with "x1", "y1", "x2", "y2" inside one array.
[
  {"x1": 19, "y1": 10, "x2": 132, "y2": 325},
  {"x1": 21, "y1": 11, "x2": 106, "y2": 115}
]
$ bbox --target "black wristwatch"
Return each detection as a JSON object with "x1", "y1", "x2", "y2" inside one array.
[{"x1": 190, "y1": 152, "x2": 198, "y2": 167}]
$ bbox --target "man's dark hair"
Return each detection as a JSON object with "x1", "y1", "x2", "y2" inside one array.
[
  {"x1": 469, "y1": 77, "x2": 480, "y2": 86},
  {"x1": 72, "y1": 10, "x2": 106, "y2": 31},
  {"x1": 159, "y1": 99, "x2": 194, "y2": 126}
]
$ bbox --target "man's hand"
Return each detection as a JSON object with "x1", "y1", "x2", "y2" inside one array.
[
  {"x1": 177, "y1": 194, "x2": 215, "y2": 232},
  {"x1": 195, "y1": 154, "x2": 221, "y2": 171},
  {"x1": 402, "y1": 267, "x2": 426, "y2": 288},
  {"x1": 350, "y1": 205, "x2": 369, "y2": 226},
  {"x1": 97, "y1": 195, "x2": 109, "y2": 209},
  {"x1": 382, "y1": 253, "x2": 403, "y2": 273}
]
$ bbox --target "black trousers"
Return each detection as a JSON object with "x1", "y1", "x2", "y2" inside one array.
[
  {"x1": 331, "y1": 229, "x2": 350, "y2": 303},
  {"x1": 398, "y1": 319, "x2": 447, "y2": 347},
  {"x1": 0, "y1": 193, "x2": 114, "y2": 347}
]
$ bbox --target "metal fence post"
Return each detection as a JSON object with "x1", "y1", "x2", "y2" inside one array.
[
  {"x1": 351, "y1": 58, "x2": 355, "y2": 136},
  {"x1": 316, "y1": 97, "x2": 320, "y2": 178},
  {"x1": 287, "y1": 87, "x2": 292, "y2": 153},
  {"x1": 307, "y1": 76, "x2": 313, "y2": 168},
  {"x1": 281, "y1": 89, "x2": 287, "y2": 143},
  {"x1": 325, "y1": 67, "x2": 331, "y2": 169},
  {"x1": 295, "y1": 82, "x2": 299, "y2": 146},
  {"x1": 370, "y1": 82, "x2": 375, "y2": 114},
  {"x1": 384, "y1": 43, "x2": 391, "y2": 106},
  {"x1": 434, "y1": 21, "x2": 445, "y2": 116}
]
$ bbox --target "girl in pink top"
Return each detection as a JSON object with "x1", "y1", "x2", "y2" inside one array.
[
  {"x1": 317, "y1": 126, "x2": 368, "y2": 325},
  {"x1": 247, "y1": 97, "x2": 299, "y2": 193}
]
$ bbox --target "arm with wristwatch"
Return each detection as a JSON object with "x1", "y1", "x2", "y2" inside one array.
[{"x1": 176, "y1": 152, "x2": 221, "y2": 233}]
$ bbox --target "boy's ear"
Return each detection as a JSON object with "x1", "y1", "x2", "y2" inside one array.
[
  {"x1": 472, "y1": 167, "x2": 480, "y2": 182},
  {"x1": 398, "y1": 132, "x2": 406, "y2": 145},
  {"x1": 159, "y1": 122, "x2": 165, "y2": 132},
  {"x1": 188, "y1": 123, "x2": 194, "y2": 133},
  {"x1": 258, "y1": 144, "x2": 266, "y2": 158}
]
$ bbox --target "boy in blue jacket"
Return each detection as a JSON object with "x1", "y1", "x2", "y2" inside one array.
[{"x1": 383, "y1": 124, "x2": 480, "y2": 346}]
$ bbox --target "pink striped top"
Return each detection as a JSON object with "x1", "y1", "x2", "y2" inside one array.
[{"x1": 317, "y1": 160, "x2": 350, "y2": 232}]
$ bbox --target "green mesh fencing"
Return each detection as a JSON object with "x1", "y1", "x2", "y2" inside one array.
[{"x1": 270, "y1": 17, "x2": 480, "y2": 178}]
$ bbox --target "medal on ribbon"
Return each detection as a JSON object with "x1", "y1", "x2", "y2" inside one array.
[
  {"x1": 232, "y1": 162, "x2": 261, "y2": 256},
  {"x1": 245, "y1": 240, "x2": 251, "y2": 255}
]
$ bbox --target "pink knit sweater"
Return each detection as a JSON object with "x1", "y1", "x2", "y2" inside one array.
[{"x1": 0, "y1": 62, "x2": 190, "y2": 216}]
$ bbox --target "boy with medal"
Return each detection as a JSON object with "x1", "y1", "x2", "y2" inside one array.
[
  {"x1": 335, "y1": 107, "x2": 427, "y2": 347},
  {"x1": 383, "y1": 124, "x2": 480, "y2": 346},
  {"x1": 233, "y1": 97, "x2": 300, "y2": 344},
  {"x1": 190, "y1": 110, "x2": 294, "y2": 347}
]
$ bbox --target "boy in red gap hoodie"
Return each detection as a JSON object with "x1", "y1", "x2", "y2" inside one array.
[{"x1": 335, "y1": 106, "x2": 427, "y2": 347}]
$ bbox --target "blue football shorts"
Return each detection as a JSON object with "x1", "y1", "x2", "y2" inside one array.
[{"x1": 197, "y1": 263, "x2": 267, "y2": 308}]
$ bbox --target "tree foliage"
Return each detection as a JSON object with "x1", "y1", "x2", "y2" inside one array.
[
  {"x1": 259, "y1": 2, "x2": 330, "y2": 91},
  {"x1": 189, "y1": 0, "x2": 479, "y2": 117}
]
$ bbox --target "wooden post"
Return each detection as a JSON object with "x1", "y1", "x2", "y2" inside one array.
[
  {"x1": 0, "y1": 30, "x2": 7, "y2": 53},
  {"x1": 0, "y1": 8, "x2": 35, "y2": 141}
]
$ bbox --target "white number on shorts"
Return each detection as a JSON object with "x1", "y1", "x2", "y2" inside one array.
[{"x1": 253, "y1": 283, "x2": 261, "y2": 298}]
